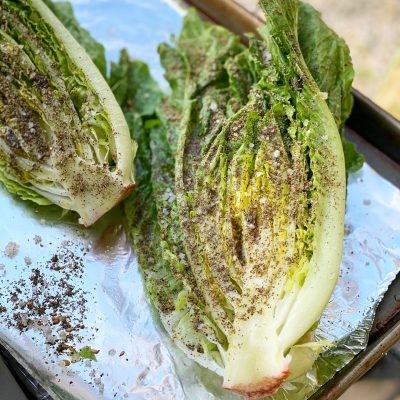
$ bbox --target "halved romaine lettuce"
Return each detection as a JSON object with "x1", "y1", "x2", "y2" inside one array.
[
  {"x1": 0, "y1": 0, "x2": 136, "y2": 226},
  {"x1": 125, "y1": 1, "x2": 358, "y2": 397}
]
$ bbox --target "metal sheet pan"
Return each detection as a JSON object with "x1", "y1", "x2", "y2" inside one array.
[{"x1": 0, "y1": 1, "x2": 399, "y2": 399}]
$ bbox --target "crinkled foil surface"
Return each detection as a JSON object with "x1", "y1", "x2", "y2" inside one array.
[{"x1": 0, "y1": 1, "x2": 399, "y2": 399}]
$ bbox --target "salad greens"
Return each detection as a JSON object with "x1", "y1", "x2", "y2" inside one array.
[
  {"x1": 0, "y1": 0, "x2": 136, "y2": 226},
  {"x1": 1, "y1": 0, "x2": 364, "y2": 398},
  {"x1": 125, "y1": 1, "x2": 361, "y2": 398},
  {"x1": 297, "y1": 3, "x2": 364, "y2": 172}
]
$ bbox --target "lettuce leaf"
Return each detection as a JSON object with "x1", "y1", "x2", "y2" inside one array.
[{"x1": 298, "y1": 3, "x2": 364, "y2": 173}]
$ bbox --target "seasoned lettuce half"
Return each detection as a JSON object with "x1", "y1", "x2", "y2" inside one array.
[
  {"x1": 0, "y1": 0, "x2": 136, "y2": 226},
  {"x1": 125, "y1": 1, "x2": 359, "y2": 399}
]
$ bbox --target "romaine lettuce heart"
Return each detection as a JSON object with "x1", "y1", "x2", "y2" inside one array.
[
  {"x1": 125, "y1": 1, "x2": 356, "y2": 398},
  {"x1": 0, "y1": 0, "x2": 136, "y2": 226}
]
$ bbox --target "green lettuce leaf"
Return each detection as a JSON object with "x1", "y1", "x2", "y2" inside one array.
[
  {"x1": 298, "y1": 3, "x2": 353, "y2": 132},
  {"x1": 109, "y1": 49, "x2": 162, "y2": 117},
  {"x1": 0, "y1": 169, "x2": 51, "y2": 205},
  {"x1": 298, "y1": 2, "x2": 364, "y2": 172}
]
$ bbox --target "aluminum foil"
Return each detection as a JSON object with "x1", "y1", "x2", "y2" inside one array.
[{"x1": 0, "y1": 1, "x2": 400, "y2": 399}]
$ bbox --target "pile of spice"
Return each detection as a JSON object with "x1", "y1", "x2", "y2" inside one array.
[{"x1": 0, "y1": 240, "x2": 92, "y2": 360}]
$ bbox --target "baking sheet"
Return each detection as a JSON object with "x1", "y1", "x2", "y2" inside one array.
[{"x1": 0, "y1": 1, "x2": 400, "y2": 399}]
